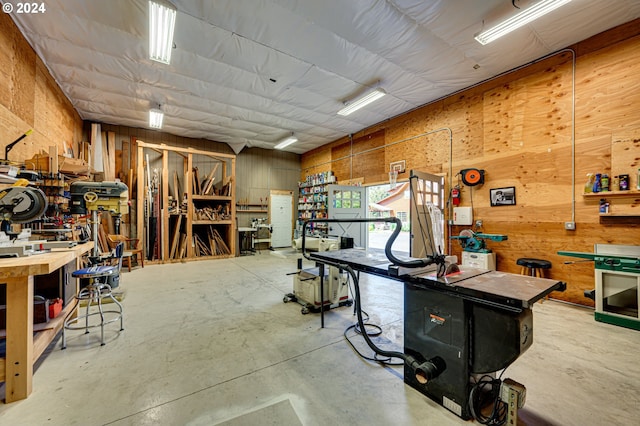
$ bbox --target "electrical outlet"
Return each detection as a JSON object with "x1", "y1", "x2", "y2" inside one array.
[{"x1": 564, "y1": 222, "x2": 576, "y2": 231}]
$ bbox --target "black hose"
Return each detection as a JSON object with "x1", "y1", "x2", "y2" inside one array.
[
  {"x1": 342, "y1": 262, "x2": 445, "y2": 384},
  {"x1": 299, "y1": 217, "x2": 447, "y2": 383},
  {"x1": 301, "y1": 217, "x2": 444, "y2": 269}
]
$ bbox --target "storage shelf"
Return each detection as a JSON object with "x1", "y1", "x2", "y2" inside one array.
[
  {"x1": 583, "y1": 190, "x2": 640, "y2": 198},
  {"x1": 136, "y1": 141, "x2": 236, "y2": 261},
  {"x1": 237, "y1": 209, "x2": 268, "y2": 213},
  {"x1": 193, "y1": 195, "x2": 232, "y2": 201},
  {"x1": 192, "y1": 220, "x2": 233, "y2": 225}
]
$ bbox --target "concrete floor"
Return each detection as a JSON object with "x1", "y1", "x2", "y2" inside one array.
[{"x1": 1, "y1": 250, "x2": 639, "y2": 425}]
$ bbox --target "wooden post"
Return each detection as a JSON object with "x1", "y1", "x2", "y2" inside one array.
[
  {"x1": 4, "y1": 276, "x2": 34, "y2": 402},
  {"x1": 162, "y1": 150, "x2": 169, "y2": 261},
  {"x1": 186, "y1": 153, "x2": 194, "y2": 258},
  {"x1": 136, "y1": 145, "x2": 145, "y2": 253}
]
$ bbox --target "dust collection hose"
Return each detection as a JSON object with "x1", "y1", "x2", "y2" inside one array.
[{"x1": 301, "y1": 217, "x2": 446, "y2": 384}]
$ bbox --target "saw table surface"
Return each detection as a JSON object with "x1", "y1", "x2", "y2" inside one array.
[{"x1": 309, "y1": 248, "x2": 562, "y2": 309}]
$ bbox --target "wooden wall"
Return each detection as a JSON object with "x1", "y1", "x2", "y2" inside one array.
[
  {"x1": 235, "y1": 148, "x2": 300, "y2": 227},
  {"x1": 301, "y1": 20, "x2": 640, "y2": 306},
  {"x1": 0, "y1": 12, "x2": 82, "y2": 165}
]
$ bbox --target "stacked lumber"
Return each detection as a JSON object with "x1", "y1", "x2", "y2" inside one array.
[
  {"x1": 169, "y1": 215, "x2": 184, "y2": 259},
  {"x1": 192, "y1": 164, "x2": 227, "y2": 196}
]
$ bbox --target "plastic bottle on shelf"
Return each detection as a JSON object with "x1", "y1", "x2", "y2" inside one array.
[
  {"x1": 593, "y1": 173, "x2": 602, "y2": 193},
  {"x1": 619, "y1": 174, "x2": 629, "y2": 190},
  {"x1": 612, "y1": 176, "x2": 619, "y2": 191},
  {"x1": 584, "y1": 173, "x2": 594, "y2": 193},
  {"x1": 599, "y1": 198, "x2": 609, "y2": 214}
]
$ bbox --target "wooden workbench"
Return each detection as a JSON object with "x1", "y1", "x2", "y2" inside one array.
[{"x1": 0, "y1": 241, "x2": 93, "y2": 403}]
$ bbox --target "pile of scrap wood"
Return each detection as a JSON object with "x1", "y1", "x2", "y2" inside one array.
[{"x1": 193, "y1": 205, "x2": 230, "y2": 221}]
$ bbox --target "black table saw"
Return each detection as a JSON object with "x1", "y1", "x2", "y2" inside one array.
[{"x1": 309, "y1": 247, "x2": 564, "y2": 419}]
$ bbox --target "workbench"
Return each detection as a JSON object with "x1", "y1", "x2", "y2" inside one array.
[
  {"x1": 0, "y1": 241, "x2": 93, "y2": 403},
  {"x1": 309, "y1": 247, "x2": 564, "y2": 419}
]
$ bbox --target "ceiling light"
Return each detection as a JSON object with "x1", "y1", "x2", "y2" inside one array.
[
  {"x1": 149, "y1": 0, "x2": 177, "y2": 64},
  {"x1": 274, "y1": 134, "x2": 298, "y2": 150},
  {"x1": 475, "y1": 0, "x2": 572, "y2": 45},
  {"x1": 149, "y1": 108, "x2": 164, "y2": 129},
  {"x1": 337, "y1": 87, "x2": 386, "y2": 116}
]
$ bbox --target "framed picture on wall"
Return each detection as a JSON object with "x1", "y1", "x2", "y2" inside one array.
[{"x1": 490, "y1": 187, "x2": 516, "y2": 206}]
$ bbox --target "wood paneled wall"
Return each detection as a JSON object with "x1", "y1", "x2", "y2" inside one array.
[
  {"x1": 301, "y1": 20, "x2": 640, "y2": 306},
  {"x1": 0, "y1": 13, "x2": 82, "y2": 164}
]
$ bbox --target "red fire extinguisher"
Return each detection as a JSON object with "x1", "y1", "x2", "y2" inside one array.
[{"x1": 451, "y1": 186, "x2": 461, "y2": 206}]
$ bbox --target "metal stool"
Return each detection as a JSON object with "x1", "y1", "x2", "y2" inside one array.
[
  {"x1": 62, "y1": 245, "x2": 124, "y2": 348},
  {"x1": 517, "y1": 258, "x2": 552, "y2": 278}
]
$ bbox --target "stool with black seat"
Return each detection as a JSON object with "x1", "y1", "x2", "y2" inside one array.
[
  {"x1": 62, "y1": 242, "x2": 125, "y2": 349},
  {"x1": 517, "y1": 257, "x2": 552, "y2": 278}
]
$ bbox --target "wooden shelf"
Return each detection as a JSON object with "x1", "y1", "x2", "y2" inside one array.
[
  {"x1": 193, "y1": 195, "x2": 232, "y2": 201},
  {"x1": 192, "y1": 220, "x2": 233, "y2": 225},
  {"x1": 237, "y1": 209, "x2": 268, "y2": 213},
  {"x1": 599, "y1": 215, "x2": 640, "y2": 225},
  {"x1": 583, "y1": 190, "x2": 640, "y2": 198},
  {"x1": 137, "y1": 141, "x2": 236, "y2": 262}
]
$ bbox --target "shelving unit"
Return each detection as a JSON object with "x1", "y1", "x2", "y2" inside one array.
[
  {"x1": 236, "y1": 203, "x2": 268, "y2": 213},
  {"x1": 136, "y1": 141, "x2": 236, "y2": 262},
  {"x1": 297, "y1": 171, "x2": 336, "y2": 236},
  {"x1": 583, "y1": 190, "x2": 640, "y2": 198},
  {"x1": 38, "y1": 175, "x2": 69, "y2": 217},
  {"x1": 583, "y1": 190, "x2": 640, "y2": 224}
]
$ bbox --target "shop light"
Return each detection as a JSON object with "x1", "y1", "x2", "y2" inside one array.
[
  {"x1": 475, "y1": 0, "x2": 572, "y2": 45},
  {"x1": 149, "y1": 108, "x2": 164, "y2": 129},
  {"x1": 149, "y1": 0, "x2": 177, "y2": 64},
  {"x1": 274, "y1": 134, "x2": 298, "y2": 150},
  {"x1": 337, "y1": 88, "x2": 386, "y2": 116}
]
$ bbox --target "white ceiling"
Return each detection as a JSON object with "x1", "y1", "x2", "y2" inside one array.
[{"x1": 9, "y1": 0, "x2": 640, "y2": 154}]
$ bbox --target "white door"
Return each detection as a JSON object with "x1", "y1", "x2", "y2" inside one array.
[
  {"x1": 410, "y1": 171, "x2": 445, "y2": 258},
  {"x1": 327, "y1": 184, "x2": 366, "y2": 247},
  {"x1": 270, "y1": 191, "x2": 293, "y2": 248}
]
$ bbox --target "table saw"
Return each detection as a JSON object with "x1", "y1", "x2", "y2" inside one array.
[{"x1": 308, "y1": 243, "x2": 564, "y2": 420}]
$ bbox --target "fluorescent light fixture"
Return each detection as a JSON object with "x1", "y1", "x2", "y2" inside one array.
[
  {"x1": 475, "y1": 0, "x2": 572, "y2": 45},
  {"x1": 274, "y1": 135, "x2": 298, "y2": 150},
  {"x1": 149, "y1": 108, "x2": 164, "y2": 129},
  {"x1": 337, "y1": 87, "x2": 386, "y2": 116},
  {"x1": 149, "y1": 0, "x2": 177, "y2": 64}
]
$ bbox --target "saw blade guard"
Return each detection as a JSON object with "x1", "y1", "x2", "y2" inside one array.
[{"x1": 0, "y1": 186, "x2": 48, "y2": 223}]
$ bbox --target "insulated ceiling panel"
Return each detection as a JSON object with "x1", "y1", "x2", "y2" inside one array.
[{"x1": 8, "y1": 0, "x2": 640, "y2": 153}]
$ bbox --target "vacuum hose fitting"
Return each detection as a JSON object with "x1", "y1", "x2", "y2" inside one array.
[{"x1": 411, "y1": 356, "x2": 446, "y2": 384}]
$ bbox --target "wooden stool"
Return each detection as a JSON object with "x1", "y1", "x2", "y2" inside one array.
[{"x1": 517, "y1": 258, "x2": 552, "y2": 278}]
